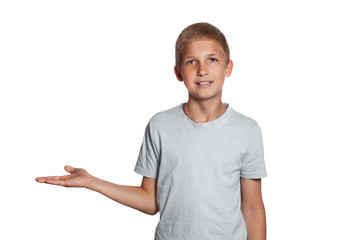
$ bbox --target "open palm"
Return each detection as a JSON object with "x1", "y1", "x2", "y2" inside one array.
[{"x1": 36, "y1": 165, "x2": 92, "y2": 188}]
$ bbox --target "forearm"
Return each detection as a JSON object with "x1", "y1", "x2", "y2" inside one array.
[
  {"x1": 88, "y1": 176, "x2": 158, "y2": 215},
  {"x1": 242, "y1": 206, "x2": 266, "y2": 240}
]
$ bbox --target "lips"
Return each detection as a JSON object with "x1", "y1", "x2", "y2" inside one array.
[
  {"x1": 196, "y1": 81, "x2": 213, "y2": 85},
  {"x1": 195, "y1": 81, "x2": 213, "y2": 87}
]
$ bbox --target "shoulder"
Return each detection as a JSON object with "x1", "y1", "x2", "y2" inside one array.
[
  {"x1": 228, "y1": 105, "x2": 260, "y2": 131},
  {"x1": 146, "y1": 104, "x2": 180, "y2": 131}
]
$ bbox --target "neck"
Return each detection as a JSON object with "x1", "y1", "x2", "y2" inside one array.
[{"x1": 182, "y1": 98, "x2": 227, "y2": 123}]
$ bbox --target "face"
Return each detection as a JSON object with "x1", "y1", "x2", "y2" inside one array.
[{"x1": 174, "y1": 39, "x2": 233, "y2": 102}]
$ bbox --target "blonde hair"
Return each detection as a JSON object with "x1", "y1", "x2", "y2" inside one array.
[{"x1": 175, "y1": 22, "x2": 230, "y2": 70}]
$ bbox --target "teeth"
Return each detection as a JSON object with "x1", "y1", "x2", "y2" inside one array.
[{"x1": 198, "y1": 81, "x2": 211, "y2": 85}]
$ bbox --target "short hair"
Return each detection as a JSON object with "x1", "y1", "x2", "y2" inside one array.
[{"x1": 175, "y1": 22, "x2": 230, "y2": 70}]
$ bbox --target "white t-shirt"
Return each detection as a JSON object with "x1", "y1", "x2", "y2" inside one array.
[{"x1": 134, "y1": 102, "x2": 267, "y2": 240}]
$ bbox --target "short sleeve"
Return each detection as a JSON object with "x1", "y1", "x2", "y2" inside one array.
[
  {"x1": 134, "y1": 120, "x2": 160, "y2": 179},
  {"x1": 240, "y1": 122, "x2": 267, "y2": 179}
]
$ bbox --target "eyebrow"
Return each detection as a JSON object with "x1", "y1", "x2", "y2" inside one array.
[{"x1": 184, "y1": 53, "x2": 220, "y2": 59}]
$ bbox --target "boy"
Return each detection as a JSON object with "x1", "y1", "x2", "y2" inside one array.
[{"x1": 36, "y1": 22, "x2": 267, "y2": 240}]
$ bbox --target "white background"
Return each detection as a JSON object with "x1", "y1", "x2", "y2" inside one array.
[{"x1": 1, "y1": 0, "x2": 359, "y2": 239}]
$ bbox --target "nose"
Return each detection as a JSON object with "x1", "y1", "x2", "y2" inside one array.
[
  {"x1": 198, "y1": 71, "x2": 207, "y2": 77},
  {"x1": 197, "y1": 63, "x2": 208, "y2": 77}
]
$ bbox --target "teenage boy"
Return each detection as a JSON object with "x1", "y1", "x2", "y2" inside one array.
[{"x1": 36, "y1": 22, "x2": 267, "y2": 240}]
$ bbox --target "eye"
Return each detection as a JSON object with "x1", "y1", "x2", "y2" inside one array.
[
  {"x1": 209, "y1": 58, "x2": 217, "y2": 62},
  {"x1": 186, "y1": 60, "x2": 196, "y2": 64}
]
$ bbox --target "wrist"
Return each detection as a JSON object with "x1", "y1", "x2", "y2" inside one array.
[{"x1": 86, "y1": 175, "x2": 99, "y2": 190}]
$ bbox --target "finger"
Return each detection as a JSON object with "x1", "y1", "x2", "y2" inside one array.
[
  {"x1": 35, "y1": 176, "x2": 50, "y2": 183},
  {"x1": 35, "y1": 176, "x2": 66, "y2": 186},
  {"x1": 64, "y1": 165, "x2": 75, "y2": 174}
]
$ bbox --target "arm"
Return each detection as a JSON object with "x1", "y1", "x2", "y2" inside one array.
[
  {"x1": 35, "y1": 165, "x2": 158, "y2": 215},
  {"x1": 240, "y1": 178, "x2": 266, "y2": 240}
]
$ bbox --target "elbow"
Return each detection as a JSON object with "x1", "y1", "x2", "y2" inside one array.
[
  {"x1": 142, "y1": 201, "x2": 159, "y2": 215},
  {"x1": 148, "y1": 209, "x2": 159, "y2": 215},
  {"x1": 144, "y1": 206, "x2": 159, "y2": 215},
  {"x1": 242, "y1": 204, "x2": 265, "y2": 213},
  {"x1": 148, "y1": 204, "x2": 159, "y2": 215}
]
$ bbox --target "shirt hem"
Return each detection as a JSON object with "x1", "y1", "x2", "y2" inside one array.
[
  {"x1": 240, "y1": 171, "x2": 267, "y2": 179},
  {"x1": 134, "y1": 166, "x2": 158, "y2": 179}
]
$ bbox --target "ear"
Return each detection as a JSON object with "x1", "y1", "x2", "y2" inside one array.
[
  {"x1": 225, "y1": 60, "x2": 233, "y2": 77},
  {"x1": 174, "y1": 66, "x2": 184, "y2": 82}
]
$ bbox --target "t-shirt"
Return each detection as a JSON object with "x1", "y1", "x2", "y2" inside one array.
[{"x1": 134, "y1": 102, "x2": 267, "y2": 240}]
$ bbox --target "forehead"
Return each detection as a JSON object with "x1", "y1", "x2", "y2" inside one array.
[{"x1": 183, "y1": 39, "x2": 225, "y2": 57}]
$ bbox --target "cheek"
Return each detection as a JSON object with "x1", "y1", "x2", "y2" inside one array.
[
  {"x1": 182, "y1": 69, "x2": 195, "y2": 79},
  {"x1": 215, "y1": 68, "x2": 227, "y2": 78}
]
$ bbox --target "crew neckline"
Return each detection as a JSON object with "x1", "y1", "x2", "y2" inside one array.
[{"x1": 178, "y1": 102, "x2": 232, "y2": 128}]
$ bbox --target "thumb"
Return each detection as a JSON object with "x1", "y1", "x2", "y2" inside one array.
[{"x1": 64, "y1": 165, "x2": 75, "y2": 173}]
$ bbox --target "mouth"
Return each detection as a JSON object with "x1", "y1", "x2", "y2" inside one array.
[{"x1": 196, "y1": 81, "x2": 213, "y2": 86}]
